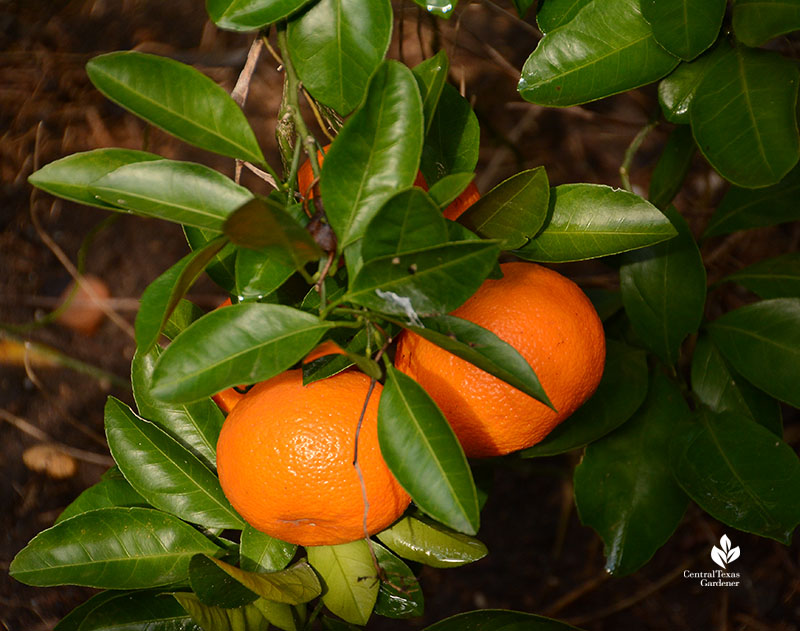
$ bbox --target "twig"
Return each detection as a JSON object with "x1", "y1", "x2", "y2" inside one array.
[
  {"x1": 231, "y1": 37, "x2": 263, "y2": 107},
  {"x1": 0, "y1": 408, "x2": 114, "y2": 467},
  {"x1": 620, "y1": 119, "x2": 658, "y2": 192},
  {"x1": 242, "y1": 161, "x2": 279, "y2": 189},
  {"x1": 543, "y1": 572, "x2": 609, "y2": 617}
]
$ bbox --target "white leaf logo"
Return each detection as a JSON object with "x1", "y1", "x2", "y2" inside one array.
[{"x1": 711, "y1": 534, "x2": 740, "y2": 569}]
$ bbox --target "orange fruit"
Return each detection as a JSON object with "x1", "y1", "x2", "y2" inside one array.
[
  {"x1": 395, "y1": 262, "x2": 605, "y2": 458},
  {"x1": 216, "y1": 369, "x2": 410, "y2": 546}
]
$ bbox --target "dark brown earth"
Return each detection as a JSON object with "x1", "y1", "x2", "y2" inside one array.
[{"x1": 1, "y1": 1, "x2": 799, "y2": 630}]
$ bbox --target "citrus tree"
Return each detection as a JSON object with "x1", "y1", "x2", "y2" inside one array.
[{"x1": 9, "y1": 0, "x2": 800, "y2": 629}]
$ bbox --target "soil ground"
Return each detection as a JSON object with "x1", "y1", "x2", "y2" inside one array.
[{"x1": 1, "y1": 1, "x2": 798, "y2": 630}]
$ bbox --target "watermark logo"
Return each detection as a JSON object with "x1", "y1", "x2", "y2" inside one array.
[{"x1": 710, "y1": 534, "x2": 740, "y2": 570}]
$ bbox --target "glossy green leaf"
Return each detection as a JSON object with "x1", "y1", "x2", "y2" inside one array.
[
  {"x1": 162, "y1": 298, "x2": 205, "y2": 340},
  {"x1": 235, "y1": 248, "x2": 295, "y2": 301},
  {"x1": 372, "y1": 542, "x2": 424, "y2": 619},
  {"x1": 56, "y1": 467, "x2": 148, "y2": 524},
  {"x1": 151, "y1": 303, "x2": 332, "y2": 402},
  {"x1": 620, "y1": 206, "x2": 706, "y2": 365},
  {"x1": 722, "y1": 253, "x2": 800, "y2": 299},
  {"x1": 459, "y1": 167, "x2": 549, "y2": 249},
  {"x1": 641, "y1": 0, "x2": 725, "y2": 60},
  {"x1": 657, "y1": 45, "x2": 725, "y2": 124},
  {"x1": 27, "y1": 148, "x2": 160, "y2": 209},
  {"x1": 204, "y1": 557, "x2": 321, "y2": 605},
  {"x1": 346, "y1": 241, "x2": 500, "y2": 319},
  {"x1": 420, "y1": 83, "x2": 480, "y2": 186},
  {"x1": 536, "y1": 0, "x2": 592, "y2": 32},
  {"x1": 86, "y1": 52, "x2": 265, "y2": 163},
  {"x1": 703, "y1": 163, "x2": 800, "y2": 238},
  {"x1": 519, "y1": 0, "x2": 679, "y2": 107},
  {"x1": 307, "y1": 542, "x2": 379, "y2": 626},
  {"x1": 185, "y1": 226, "x2": 238, "y2": 292},
  {"x1": 173, "y1": 592, "x2": 269, "y2": 631},
  {"x1": 379, "y1": 365, "x2": 479, "y2": 534},
  {"x1": 428, "y1": 172, "x2": 474, "y2": 208},
  {"x1": 514, "y1": 184, "x2": 676, "y2": 263},
  {"x1": 301, "y1": 329, "x2": 366, "y2": 386},
  {"x1": 287, "y1": 0, "x2": 392, "y2": 115},
  {"x1": 691, "y1": 335, "x2": 783, "y2": 437},
  {"x1": 252, "y1": 600, "x2": 299, "y2": 631},
  {"x1": 240, "y1": 525, "x2": 297, "y2": 573},
  {"x1": 412, "y1": 0, "x2": 458, "y2": 18},
  {"x1": 395, "y1": 314, "x2": 550, "y2": 405},
  {"x1": 522, "y1": 340, "x2": 648, "y2": 457},
  {"x1": 690, "y1": 44, "x2": 800, "y2": 188},
  {"x1": 224, "y1": 197, "x2": 322, "y2": 269},
  {"x1": 10, "y1": 507, "x2": 222, "y2": 588},
  {"x1": 55, "y1": 589, "x2": 198, "y2": 631},
  {"x1": 190, "y1": 554, "x2": 259, "y2": 608},
  {"x1": 413, "y1": 50, "x2": 450, "y2": 134},
  {"x1": 207, "y1": 0, "x2": 313, "y2": 31},
  {"x1": 672, "y1": 409, "x2": 800, "y2": 544},
  {"x1": 132, "y1": 346, "x2": 224, "y2": 470},
  {"x1": 376, "y1": 515, "x2": 488, "y2": 568},
  {"x1": 135, "y1": 237, "x2": 228, "y2": 352},
  {"x1": 649, "y1": 125, "x2": 695, "y2": 209},
  {"x1": 361, "y1": 188, "x2": 448, "y2": 262},
  {"x1": 105, "y1": 397, "x2": 243, "y2": 529},
  {"x1": 91, "y1": 160, "x2": 254, "y2": 231},
  {"x1": 320, "y1": 60, "x2": 423, "y2": 251},
  {"x1": 574, "y1": 373, "x2": 690, "y2": 575},
  {"x1": 707, "y1": 298, "x2": 800, "y2": 408},
  {"x1": 425, "y1": 609, "x2": 585, "y2": 631},
  {"x1": 733, "y1": 0, "x2": 800, "y2": 47}
]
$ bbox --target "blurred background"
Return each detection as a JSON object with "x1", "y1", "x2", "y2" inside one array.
[{"x1": 1, "y1": 1, "x2": 798, "y2": 629}]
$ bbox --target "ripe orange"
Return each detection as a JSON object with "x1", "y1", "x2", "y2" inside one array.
[
  {"x1": 395, "y1": 262, "x2": 605, "y2": 457},
  {"x1": 216, "y1": 369, "x2": 410, "y2": 546}
]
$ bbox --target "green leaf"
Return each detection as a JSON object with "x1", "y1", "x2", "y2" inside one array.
[
  {"x1": 173, "y1": 592, "x2": 269, "y2": 631},
  {"x1": 536, "y1": 0, "x2": 592, "y2": 32},
  {"x1": 372, "y1": 542, "x2": 424, "y2": 619},
  {"x1": 691, "y1": 335, "x2": 783, "y2": 437},
  {"x1": 428, "y1": 172, "x2": 474, "y2": 208},
  {"x1": 135, "y1": 237, "x2": 228, "y2": 352},
  {"x1": 733, "y1": 0, "x2": 800, "y2": 47},
  {"x1": 224, "y1": 197, "x2": 322, "y2": 269},
  {"x1": 86, "y1": 52, "x2": 265, "y2": 164},
  {"x1": 707, "y1": 298, "x2": 800, "y2": 408},
  {"x1": 55, "y1": 589, "x2": 198, "y2": 631},
  {"x1": 27, "y1": 148, "x2": 160, "y2": 209},
  {"x1": 320, "y1": 60, "x2": 423, "y2": 251},
  {"x1": 207, "y1": 0, "x2": 313, "y2": 31},
  {"x1": 574, "y1": 373, "x2": 690, "y2": 575},
  {"x1": 301, "y1": 329, "x2": 365, "y2": 386},
  {"x1": 671, "y1": 409, "x2": 800, "y2": 544},
  {"x1": 379, "y1": 365, "x2": 479, "y2": 534},
  {"x1": 522, "y1": 340, "x2": 649, "y2": 457},
  {"x1": 361, "y1": 188, "x2": 448, "y2": 262},
  {"x1": 185, "y1": 226, "x2": 238, "y2": 293},
  {"x1": 376, "y1": 515, "x2": 488, "y2": 568},
  {"x1": 252, "y1": 600, "x2": 300, "y2": 631},
  {"x1": 519, "y1": 0, "x2": 679, "y2": 107},
  {"x1": 420, "y1": 83, "x2": 480, "y2": 186},
  {"x1": 649, "y1": 125, "x2": 695, "y2": 209},
  {"x1": 412, "y1": 0, "x2": 458, "y2": 18},
  {"x1": 105, "y1": 397, "x2": 244, "y2": 529},
  {"x1": 55, "y1": 467, "x2": 148, "y2": 524},
  {"x1": 703, "y1": 163, "x2": 800, "y2": 238},
  {"x1": 346, "y1": 241, "x2": 500, "y2": 319},
  {"x1": 413, "y1": 50, "x2": 450, "y2": 134},
  {"x1": 424, "y1": 609, "x2": 585, "y2": 631},
  {"x1": 151, "y1": 303, "x2": 332, "y2": 402},
  {"x1": 190, "y1": 554, "x2": 259, "y2": 608},
  {"x1": 9, "y1": 507, "x2": 221, "y2": 588},
  {"x1": 459, "y1": 167, "x2": 549, "y2": 249},
  {"x1": 620, "y1": 206, "x2": 706, "y2": 365},
  {"x1": 641, "y1": 0, "x2": 725, "y2": 60},
  {"x1": 202, "y1": 557, "x2": 321, "y2": 605},
  {"x1": 287, "y1": 0, "x2": 393, "y2": 116},
  {"x1": 690, "y1": 43, "x2": 800, "y2": 188},
  {"x1": 584, "y1": 288, "x2": 623, "y2": 321},
  {"x1": 91, "y1": 160, "x2": 254, "y2": 231},
  {"x1": 394, "y1": 314, "x2": 550, "y2": 405},
  {"x1": 235, "y1": 248, "x2": 296, "y2": 301},
  {"x1": 657, "y1": 45, "x2": 726, "y2": 124},
  {"x1": 240, "y1": 525, "x2": 297, "y2": 573},
  {"x1": 514, "y1": 184, "x2": 677, "y2": 263},
  {"x1": 132, "y1": 345, "x2": 224, "y2": 470},
  {"x1": 307, "y1": 542, "x2": 379, "y2": 626},
  {"x1": 722, "y1": 253, "x2": 800, "y2": 299}
]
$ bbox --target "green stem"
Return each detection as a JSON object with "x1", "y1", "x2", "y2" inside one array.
[{"x1": 620, "y1": 120, "x2": 658, "y2": 192}]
